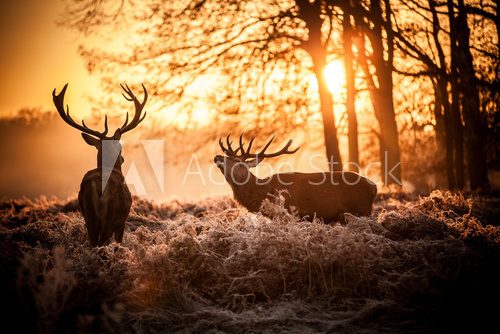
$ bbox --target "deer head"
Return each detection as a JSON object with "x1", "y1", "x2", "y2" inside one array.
[
  {"x1": 214, "y1": 134, "x2": 299, "y2": 185},
  {"x1": 52, "y1": 83, "x2": 148, "y2": 171}
]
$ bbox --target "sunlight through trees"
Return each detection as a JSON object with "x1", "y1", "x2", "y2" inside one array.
[{"x1": 58, "y1": 0, "x2": 498, "y2": 190}]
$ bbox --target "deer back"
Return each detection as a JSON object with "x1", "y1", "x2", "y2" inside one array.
[
  {"x1": 230, "y1": 170, "x2": 377, "y2": 223},
  {"x1": 277, "y1": 171, "x2": 377, "y2": 222}
]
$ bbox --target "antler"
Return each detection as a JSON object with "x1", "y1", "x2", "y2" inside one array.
[
  {"x1": 116, "y1": 84, "x2": 148, "y2": 135},
  {"x1": 53, "y1": 83, "x2": 148, "y2": 139},
  {"x1": 219, "y1": 135, "x2": 241, "y2": 157},
  {"x1": 52, "y1": 84, "x2": 109, "y2": 139},
  {"x1": 220, "y1": 134, "x2": 299, "y2": 164}
]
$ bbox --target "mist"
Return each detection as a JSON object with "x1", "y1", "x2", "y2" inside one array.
[{"x1": 0, "y1": 113, "x2": 232, "y2": 201}]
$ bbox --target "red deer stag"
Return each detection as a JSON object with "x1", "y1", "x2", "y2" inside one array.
[
  {"x1": 214, "y1": 135, "x2": 377, "y2": 223},
  {"x1": 53, "y1": 83, "x2": 148, "y2": 246}
]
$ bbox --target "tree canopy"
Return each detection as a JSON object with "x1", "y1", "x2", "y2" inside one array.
[{"x1": 60, "y1": 0, "x2": 498, "y2": 190}]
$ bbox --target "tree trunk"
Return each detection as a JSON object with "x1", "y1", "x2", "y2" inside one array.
[
  {"x1": 450, "y1": 80, "x2": 465, "y2": 189},
  {"x1": 433, "y1": 80, "x2": 446, "y2": 152},
  {"x1": 447, "y1": 0, "x2": 465, "y2": 189},
  {"x1": 367, "y1": 0, "x2": 402, "y2": 185},
  {"x1": 456, "y1": 0, "x2": 490, "y2": 190},
  {"x1": 298, "y1": 0, "x2": 342, "y2": 172},
  {"x1": 429, "y1": 0, "x2": 455, "y2": 189},
  {"x1": 374, "y1": 70, "x2": 401, "y2": 185},
  {"x1": 312, "y1": 55, "x2": 343, "y2": 172},
  {"x1": 436, "y1": 79, "x2": 456, "y2": 189},
  {"x1": 343, "y1": 9, "x2": 359, "y2": 172}
]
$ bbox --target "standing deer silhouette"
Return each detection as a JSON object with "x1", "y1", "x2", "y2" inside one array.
[
  {"x1": 214, "y1": 135, "x2": 377, "y2": 223},
  {"x1": 53, "y1": 83, "x2": 148, "y2": 246}
]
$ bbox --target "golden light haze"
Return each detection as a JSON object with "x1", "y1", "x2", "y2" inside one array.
[
  {"x1": 0, "y1": 0, "x2": 100, "y2": 118},
  {"x1": 0, "y1": 0, "x2": 351, "y2": 128}
]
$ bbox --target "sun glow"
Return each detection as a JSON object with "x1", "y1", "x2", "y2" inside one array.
[
  {"x1": 191, "y1": 106, "x2": 212, "y2": 126},
  {"x1": 181, "y1": 74, "x2": 220, "y2": 126},
  {"x1": 324, "y1": 61, "x2": 346, "y2": 95}
]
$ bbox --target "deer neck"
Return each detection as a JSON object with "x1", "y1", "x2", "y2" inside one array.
[
  {"x1": 97, "y1": 152, "x2": 123, "y2": 173},
  {"x1": 226, "y1": 171, "x2": 269, "y2": 212}
]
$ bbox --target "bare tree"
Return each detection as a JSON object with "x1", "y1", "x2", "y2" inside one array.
[
  {"x1": 454, "y1": 0, "x2": 490, "y2": 190},
  {"x1": 390, "y1": 0, "x2": 496, "y2": 190},
  {"x1": 60, "y1": 0, "x2": 497, "y2": 189},
  {"x1": 393, "y1": 0, "x2": 463, "y2": 189},
  {"x1": 342, "y1": 4, "x2": 360, "y2": 171},
  {"x1": 61, "y1": 0, "x2": 348, "y2": 171},
  {"x1": 349, "y1": 0, "x2": 402, "y2": 185}
]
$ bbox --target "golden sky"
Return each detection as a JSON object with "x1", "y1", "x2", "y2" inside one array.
[{"x1": 0, "y1": 0, "x2": 99, "y2": 117}]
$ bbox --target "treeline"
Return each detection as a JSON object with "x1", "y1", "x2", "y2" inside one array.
[
  {"x1": 59, "y1": 0, "x2": 498, "y2": 190},
  {"x1": 393, "y1": 0, "x2": 498, "y2": 190}
]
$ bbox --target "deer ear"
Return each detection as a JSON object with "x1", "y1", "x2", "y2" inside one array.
[{"x1": 81, "y1": 133, "x2": 100, "y2": 147}]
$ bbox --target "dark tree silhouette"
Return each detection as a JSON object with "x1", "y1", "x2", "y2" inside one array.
[
  {"x1": 393, "y1": 0, "x2": 464, "y2": 189},
  {"x1": 347, "y1": 0, "x2": 402, "y2": 185},
  {"x1": 454, "y1": 0, "x2": 490, "y2": 190},
  {"x1": 342, "y1": 4, "x2": 360, "y2": 172},
  {"x1": 391, "y1": 0, "x2": 496, "y2": 190},
  {"x1": 446, "y1": 0, "x2": 466, "y2": 189},
  {"x1": 61, "y1": 0, "x2": 349, "y2": 171},
  {"x1": 60, "y1": 0, "x2": 498, "y2": 189}
]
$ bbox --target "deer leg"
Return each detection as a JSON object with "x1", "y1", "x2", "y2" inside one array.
[
  {"x1": 87, "y1": 224, "x2": 99, "y2": 247},
  {"x1": 113, "y1": 201, "x2": 129, "y2": 243},
  {"x1": 83, "y1": 219, "x2": 99, "y2": 247},
  {"x1": 98, "y1": 218, "x2": 115, "y2": 246},
  {"x1": 114, "y1": 188, "x2": 131, "y2": 244},
  {"x1": 80, "y1": 200, "x2": 99, "y2": 246},
  {"x1": 82, "y1": 210, "x2": 99, "y2": 246},
  {"x1": 114, "y1": 221, "x2": 126, "y2": 243},
  {"x1": 96, "y1": 200, "x2": 114, "y2": 246},
  {"x1": 98, "y1": 224, "x2": 114, "y2": 246}
]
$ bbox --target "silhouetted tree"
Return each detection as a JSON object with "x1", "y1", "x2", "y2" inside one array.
[
  {"x1": 61, "y1": 0, "x2": 347, "y2": 171},
  {"x1": 60, "y1": 0, "x2": 498, "y2": 189},
  {"x1": 446, "y1": 0, "x2": 466, "y2": 189},
  {"x1": 391, "y1": 0, "x2": 496, "y2": 190},
  {"x1": 454, "y1": 0, "x2": 490, "y2": 190},
  {"x1": 349, "y1": 0, "x2": 402, "y2": 184},
  {"x1": 342, "y1": 4, "x2": 360, "y2": 171},
  {"x1": 393, "y1": 0, "x2": 463, "y2": 189}
]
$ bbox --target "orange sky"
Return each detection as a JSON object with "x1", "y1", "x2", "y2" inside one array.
[{"x1": 0, "y1": 0, "x2": 99, "y2": 117}]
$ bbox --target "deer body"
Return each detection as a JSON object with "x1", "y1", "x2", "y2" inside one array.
[
  {"x1": 215, "y1": 135, "x2": 377, "y2": 223},
  {"x1": 226, "y1": 171, "x2": 376, "y2": 222},
  {"x1": 53, "y1": 83, "x2": 148, "y2": 246},
  {"x1": 79, "y1": 168, "x2": 131, "y2": 245}
]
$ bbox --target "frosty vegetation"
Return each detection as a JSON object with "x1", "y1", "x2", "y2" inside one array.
[{"x1": 1, "y1": 191, "x2": 499, "y2": 333}]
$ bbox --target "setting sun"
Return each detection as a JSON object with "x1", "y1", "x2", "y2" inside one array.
[{"x1": 324, "y1": 61, "x2": 346, "y2": 95}]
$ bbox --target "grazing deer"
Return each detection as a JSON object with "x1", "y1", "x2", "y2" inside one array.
[
  {"x1": 214, "y1": 135, "x2": 377, "y2": 223},
  {"x1": 53, "y1": 83, "x2": 148, "y2": 246}
]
